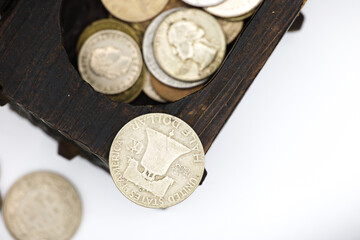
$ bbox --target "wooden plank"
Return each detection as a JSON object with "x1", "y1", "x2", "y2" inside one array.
[{"x1": 0, "y1": 0, "x2": 305, "y2": 166}]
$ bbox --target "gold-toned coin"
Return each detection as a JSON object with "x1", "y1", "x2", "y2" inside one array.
[
  {"x1": 78, "y1": 29, "x2": 143, "y2": 95},
  {"x1": 3, "y1": 171, "x2": 82, "y2": 240},
  {"x1": 153, "y1": 8, "x2": 226, "y2": 82},
  {"x1": 102, "y1": 0, "x2": 169, "y2": 23},
  {"x1": 151, "y1": 75, "x2": 203, "y2": 102},
  {"x1": 76, "y1": 18, "x2": 141, "y2": 53},
  {"x1": 217, "y1": 18, "x2": 244, "y2": 44},
  {"x1": 143, "y1": 71, "x2": 167, "y2": 103},
  {"x1": 107, "y1": 65, "x2": 146, "y2": 103},
  {"x1": 204, "y1": 0, "x2": 262, "y2": 18},
  {"x1": 109, "y1": 113, "x2": 205, "y2": 208}
]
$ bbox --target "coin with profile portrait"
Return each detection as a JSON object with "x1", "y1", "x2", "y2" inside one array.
[
  {"x1": 78, "y1": 29, "x2": 143, "y2": 94},
  {"x1": 153, "y1": 8, "x2": 226, "y2": 82}
]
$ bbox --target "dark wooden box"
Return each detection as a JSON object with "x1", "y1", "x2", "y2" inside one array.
[{"x1": 0, "y1": 0, "x2": 305, "y2": 171}]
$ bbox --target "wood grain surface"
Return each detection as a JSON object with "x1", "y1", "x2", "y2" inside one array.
[{"x1": 0, "y1": 0, "x2": 305, "y2": 166}]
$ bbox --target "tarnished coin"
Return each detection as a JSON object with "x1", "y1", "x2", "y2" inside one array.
[
  {"x1": 76, "y1": 18, "x2": 141, "y2": 53},
  {"x1": 143, "y1": 71, "x2": 167, "y2": 103},
  {"x1": 182, "y1": 0, "x2": 225, "y2": 7},
  {"x1": 143, "y1": 8, "x2": 208, "y2": 89},
  {"x1": 78, "y1": 30, "x2": 143, "y2": 94},
  {"x1": 217, "y1": 19, "x2": 244, "y2": 44},
  {"x1": 102, "y1": 0, "x2": 169, "y2": 23},
  {"x1": 205, "y1": 0, "x2": 263, "y2": 18},
  {"x1": 153, "y1": 9, "x2": 226, "y2": 82},
  {"x1": 109, "y1": 113, "x2": 205, "y2": 208},
  {"x1": 3, "y1": 171, "x2": 82, "y2": 240},
  {"x1": 107, "y1": 65, "x2": 146, "y2": 103},
  {"x1": 151, "y1": 76, "x2": 204, "y2": 102}
]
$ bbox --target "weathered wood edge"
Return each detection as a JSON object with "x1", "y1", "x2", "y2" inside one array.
[{"x1": 0, "y1": 0, "x2": 304, "y2": 167}]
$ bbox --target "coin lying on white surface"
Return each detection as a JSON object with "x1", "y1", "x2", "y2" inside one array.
[{"x1": 3, "y1": 171, "x2": 82, "y2": 240}]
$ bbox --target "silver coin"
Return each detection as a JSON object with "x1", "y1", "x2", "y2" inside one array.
[
  {"x1": 78, "y1": 29, "x2": 143, "y2": 95},
  {"x1": 182, "y1": 0, "x2": 225, "y2": 7},
  {"x1": 143, "y1": 8, "x2": 208, "y2": 89},
  {"x1": 153, "y1": 8, "x2": 226, "y2": 82},
  {"x1": 109, "y1": 113, "x2": 205, "y2": 208},
  {"x1": 3, "y1": 171, "x2": 82, "y2": 240},
  {"x1": 205, "y1": 0, "x2": 263, "y2": 18}
]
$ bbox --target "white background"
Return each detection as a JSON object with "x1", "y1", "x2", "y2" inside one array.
[{"x1": 1, "y1": 1, "x2": 360, "y2": 239}]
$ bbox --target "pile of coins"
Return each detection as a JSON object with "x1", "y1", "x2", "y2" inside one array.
[{"x1": 77, "y1": 0, "x2": 263, "y2": 103}]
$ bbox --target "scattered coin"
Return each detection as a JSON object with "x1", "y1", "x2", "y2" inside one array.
[
  {"x1": 181, "y1": 0, "x2": 225, "y2": 7},
  {"x1": 101, "y1": 0, "x2": 169, "y2": 23},
  {"x1": 76, "y1": 18, "x2": 141, "y2": 53},
  {"x1": 143, "y1": 70, "x2": 167, "y2": 103},
  {"x1": 205, "y1": 0, "x2": 263, "y2": 18},
  {"x1": 153, "y1": 8, "x2": 226, "y2": 82},
  {"x1": 151, "y1": 75, "x2": 204, "y2": 102},
  {"x1": 78, "y1": 29, "x2": 143, "y2": 95},
  {"x1": 109, "y1": 113, "x2": 205, "y2": 208},
  {"x1": 3, "y1": 171, "x2": 82, "y2": 240},
  {"x1": 217, "y1": 18, "x2": 244, "y2": 44},
  {"x1": 143, "y1": 8, "x2": 208, "y2": 89}
]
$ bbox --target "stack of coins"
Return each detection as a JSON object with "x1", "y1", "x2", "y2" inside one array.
[{"x1": 77, "y1": 0, "x2": 262, "y2": 103}]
